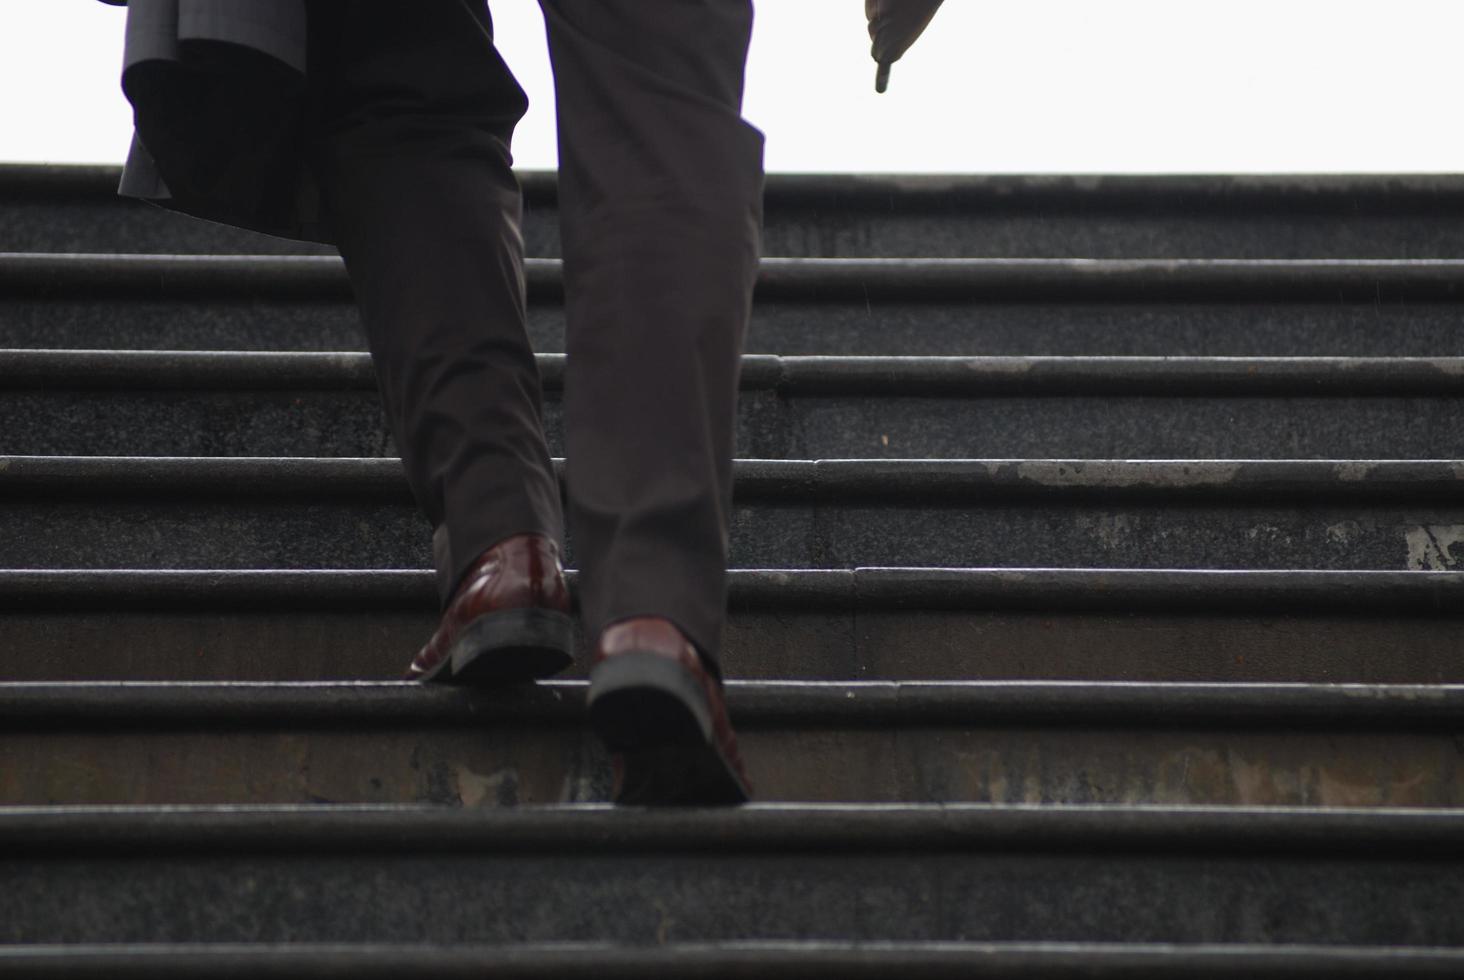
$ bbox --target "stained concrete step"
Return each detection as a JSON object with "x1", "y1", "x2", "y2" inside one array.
[
  {"x1": 8, "y1": 166, "x2": 1464, "y2": 258},
  {"x1": 0, "y1": 456, "x2": 1460, "y2": 571},
  {"x1": 3, "y1": 679, "x2": 1463, "y2": 807},
  {"x1": 2, "y1": 941, "x2": 1462, "y2": 979},
  {"x1": 0, "y1": 804, "x2": 1462, "y2": 943},
  {"x1": 6, "y1": 350, "x2": 1464, "y2": 459},
  {"x1": 2, "y1": 568, "x2": 1461, "y2": 684},
  {"x1": 5, "y1": 254, "x2": 1464, "y2": 356}
]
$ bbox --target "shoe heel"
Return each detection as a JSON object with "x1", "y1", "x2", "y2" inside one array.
[
  {"x1": 448, "y1": 607, "x2": 575, "y2": 684},
  {"x1": 589, "y1": 651, "x2": 749, "y2": 806},
  {"x1": 587, "y1": 650, "x2": 713, "y2": 750}
]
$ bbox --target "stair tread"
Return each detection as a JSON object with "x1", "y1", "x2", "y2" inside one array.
[
  {"x1": 13, "y1": 167, "x2": 1464, "y2": 259},
  {"x1": 9, "y1": 253, "x2": 1464, "y2": 301},
  {"x1": 3, "y1": 678, "x2": 1463, "y2": 730},
  {"x1": 0, "y1": 940, "x2": 1460, "y2": 979},
  {"x1": 3, "y1": 801, "x2": 1464, "y2": 854},
  {"x1": 1, "y1": 455, "x2": 1458, "y2": 500},
  {"x1": 0, "y1": 566, "x2": 1458, "y2": 612},
  {"x1": 10, "y1": 163, "x2": 1464, "y2": 200},
  {"x1": 6, "y1": 348, "x2": 1463, "y2": 395},
  {"x1": 3, "y1": 458, "x2": 1454, "y2": 572}
]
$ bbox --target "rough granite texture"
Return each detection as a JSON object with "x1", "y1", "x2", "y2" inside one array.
[
  {"x1": 3, "y1": 389, "x2": 1463, "y2": 459},
  {"x1": 2, "y1": 608, "x2": 1463, "y2": 685},
  {"x1": 5, "y1": 299, "x2": 1464, "y2": 357},
  {"x1": 3, "y1": 721, "x2": 1464, "y2": 808},
  {"x1": 1, "y1": 498, "x2": 1461, "y2": 571},
  {"x1": 3, "y1": 167, "x2": 1463, "y2": 953},
  {"x1": 0, "y1": 851, "x2": 1461, "y2": 944},
  {"x1": 10, "y1": 193, "x2": 1464, "y2": 259}
]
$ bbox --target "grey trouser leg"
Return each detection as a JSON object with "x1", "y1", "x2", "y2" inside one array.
[
  {"x1": 305, "y1": 0, "x2": 565, "y2": 605},
  {"x1": 540, "y1": 0, "x2": 765, "y2": 672},
  {"x1": 304, "y1": 0, "x2": 762, "y2": 666}
]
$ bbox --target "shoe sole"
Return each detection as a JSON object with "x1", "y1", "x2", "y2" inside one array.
[
  {"x1": 587, "y1": 651, "x2": 750, "y2": 806},
  {"x1": 427, "y1": 607, "x2": 575, "y2": 686}
]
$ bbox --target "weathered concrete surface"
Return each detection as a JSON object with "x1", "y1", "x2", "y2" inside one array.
[
  {"x1": 7, "y1": 297, "x2": 1464, "y2": 358},
  {"x1": 1, "y1": 725, "x2": 1461, "y2": 809},
  {"x1": 2, "y1": 804, "x2": 1464, "y2": 944},
  {"x1": 3, "y1": 496, "x2": 1461, "y2": 571},
  {"x1": 6, "y1": 388, "x2": 1464, "y2": 459},
  {"x1": 2, "y1": 680, "x2": 1464, "y2": 808},
  {"x1": 2, "y1": 609, "x2": 1463, "y2": 685},
  {"x1": 4, "y1": 943, "x2": 1464, "y2": 979},
  {"x1": 10, "y1": 166, "x2": 1464, "y2": 258}
]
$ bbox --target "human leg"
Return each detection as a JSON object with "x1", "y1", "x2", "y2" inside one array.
[
  {"x1": 539, "y1": 0, "x2": 764, "y2": 801},
  {"x1": 539, "y1": 0, "x2": 764, "y2": 672},
  {"x1": 306, "y1": 0, "x2": 572, "y2": 682},
  {"x1": 306, "y1": 0, "x2": 565, "y2": 604}
]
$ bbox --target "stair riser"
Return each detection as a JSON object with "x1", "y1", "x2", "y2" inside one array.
[
  {"x1": 7, "y1": 391, "x2": 1464, "y2": 459},
  {"x1": 11, "y1": 194, "x2": 1464, "y2": 259},
  {"x1": 1, "y1": 850, "x2": 1461, "y2": 944},
  {"x1": 2, "y1": 500, "x2": 1460, "y2": 571},
  {"x1": 6, "y1": 299, "x2": 1463, "y2": 357},
  {"x1": 3, "y1": 610, "x2": 1461, "y2": 685},
  {"x1": 2, "y1": 726, "x2": 1460, "y2": 808}
]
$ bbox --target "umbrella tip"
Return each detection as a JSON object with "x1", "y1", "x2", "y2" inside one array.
[{"x1": 875, "y1": 62, "x2": 891, "y2": 93}]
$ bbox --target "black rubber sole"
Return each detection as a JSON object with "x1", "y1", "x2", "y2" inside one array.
[
  {"x1": 587, "y1": 651, "x2": 750, "y2": 806},
  {"x1": 430, "y1": 607, "x2": 575, "y2": 686}
]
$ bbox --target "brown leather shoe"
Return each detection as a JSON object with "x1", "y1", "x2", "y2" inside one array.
[
  {"x1": 403, "y1": 533, "x2": 574, "y2": 685},
  {"x1": 587, "y1": 616, "x2": 752, "y2": 806}
]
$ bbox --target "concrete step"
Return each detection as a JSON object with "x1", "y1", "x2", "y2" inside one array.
[
  {"x1": 2, "y1": 679, "x2": 1463, "y2": 807},
  {"x1": 1, "y1": 941, "x2": 1462, "y2": 978},
  {"x1": 1, "y1": 568, "x2": 1460, "y2": 684},
  {"x1": 0, "y1": 456, "x2": 1460, "y2": 571},
  {"x1": 0, "y1": 804, "x2": 1461, "y2": 943},
  {"x1": 8, "y1": 166, "x2": 1464, "y2": 259},
  {"x1": 6, "y1": 254, "x2": 1464, "y2": 357},
  {"x1": 5, "y1": 350, "x2": 1464, "y2": 459}
]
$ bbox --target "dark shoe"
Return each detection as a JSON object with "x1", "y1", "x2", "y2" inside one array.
[
  {"x1": 587, "y1": 616, "x2": 752, "y2": 806},
  {"x1": 403, "y1": 532, "x2": 574, "y2": 685}
]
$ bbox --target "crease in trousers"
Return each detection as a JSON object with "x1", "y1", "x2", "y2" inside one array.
[{"x1": 304, "y1": 0, "x2": 765, "y2": 673}]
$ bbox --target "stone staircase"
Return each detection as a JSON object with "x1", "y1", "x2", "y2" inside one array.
[{"x1": 0, "y1": 164, "x2": 1462, "y2": 974}]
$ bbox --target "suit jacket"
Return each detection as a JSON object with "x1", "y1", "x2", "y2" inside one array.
[
  {"x1": 107, "y1": 0, "x2": 945, "y2": 240},
  {"x1": 112, "y1": 0, "x2": 329, "y2": 243}
]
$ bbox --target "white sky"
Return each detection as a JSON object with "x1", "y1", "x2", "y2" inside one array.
[{"x1": 3, "y1": 0, "x2": 1462, "y2": 172}]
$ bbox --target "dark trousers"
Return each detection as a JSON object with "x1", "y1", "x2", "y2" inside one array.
[{"x1": 304, "y1": 0, "x2": 764, "y2": 670}]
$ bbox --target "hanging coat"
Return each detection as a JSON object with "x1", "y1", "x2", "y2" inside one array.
[
  {"x1": 103, "y1": 0, "x2": 947, "y2": 241},
  {"x1": 105, "y1": 0, "x2": 330, "y2": 243}
]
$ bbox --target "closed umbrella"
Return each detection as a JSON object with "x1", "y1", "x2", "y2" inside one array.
[{"x1": 866, "y1": 0, "x2": 946, "y2": 92}]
